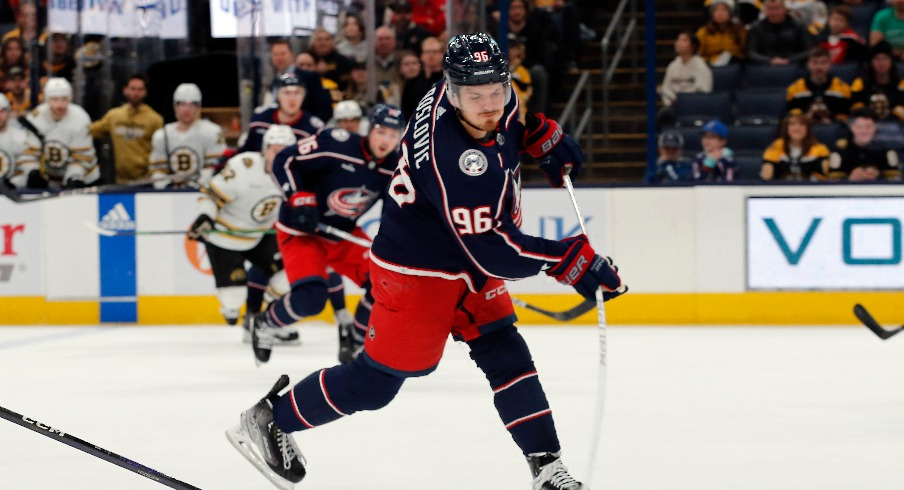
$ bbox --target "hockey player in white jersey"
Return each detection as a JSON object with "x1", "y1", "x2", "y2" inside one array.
[
  {"x1": 17, "y1": 78, "x2": 98, "y2": 188},
  {"x1": 149, "y1": 83, "x2": 226, "y2": 189},
  {"x1": 0, "y1": 94, "x2": 35, "y2": 188},
  {"x1": 188, "y1": 124, "x2": 300, "y2": 343}
]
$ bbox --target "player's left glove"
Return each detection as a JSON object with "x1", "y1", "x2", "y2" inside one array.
[
  {"x1": 523, "y1": 112, "x2": 584, "y2": 188},
  {"x1": 286, "y1": 191, "x2": 319, "y2": 233},
  {"x1": 63, "y1": 177, "x2": 86, "y2": 189},
  {"x1": 187, "y1": 214, "x2": 214, "y2": 241},
  {"x1": 546, "y1": 235, "x2": 627, "y2": 301}
]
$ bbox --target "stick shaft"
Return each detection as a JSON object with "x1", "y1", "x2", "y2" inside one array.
[{"x1": 0, "y1": 405, "x2": 201, "y2": 489}]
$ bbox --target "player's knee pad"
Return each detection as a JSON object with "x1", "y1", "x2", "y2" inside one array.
[
  {"x1": 284, "y1": 277, "x2": 329, "y2": 317},
  {"x1": 216, "y1": 286, "x2": 247, "y2": 311},
  {"x1": 467, "y1": 325, "x2": 536, "y2": 387},
  {"x1": 266, "y1": 269, "x2": 289, "y2": 299},
  {"x1": 323, "y1": 355, "x2": 404, "y2": 413}
]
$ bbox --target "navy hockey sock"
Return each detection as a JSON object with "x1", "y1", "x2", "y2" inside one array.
[
  {"x1": 266, "y1": 277, "x2": 328, "y2": 327},
  {"x1": 467, "y1": 326, "x2": 561, "y2": 455},
  {"x1": 245, "y1": 266, "x2": 269, "y2": 314},
  {"x1": 326, "y1": 271, "x2": 346, "y2": 312},
  {"x1": 271, "y1": 354, "x2": 404, "y2": 432}
]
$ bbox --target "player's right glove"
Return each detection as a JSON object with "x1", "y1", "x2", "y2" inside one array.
[
  {"x1": 523, "y1": 112, "x2": 584, "y2": 188},
  {"x1": 187, "y1": 214, "x2": 215, "y2": 241},
  {"x1": 26, "y1": 170, "x2": 48, "y2": 189},
  {"x1": 286, "y1": 191, "x2": 319, "y2": 233},
  {"x1": 546, "y1": 235, "x2": 627, "y2": 301}
]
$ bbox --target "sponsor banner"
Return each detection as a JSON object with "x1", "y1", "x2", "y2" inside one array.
[
  {"x1": 209, "y1": 0, "x2": 317, "y2": 38},
  {"x1": 49, "y1": 0, "x2": 188, "y2": 39},
  {"x1": 748, "y1": 196, "x2": 904, "y2": 290},
  {"x1": 0, "y1": 200, "x2": 42, "y2": 296},
  {"x1": 99, "y1": 195, "x2": 137, "y2": 322}
]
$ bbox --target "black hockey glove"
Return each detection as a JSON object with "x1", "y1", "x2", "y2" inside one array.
[
  {"x1": 187, "y1": 214, "x2": 215, "y2": 241},
  {"x1": 26, "y1": 170, "x2": 48, "y2": 189},
  {"x1": 286, "y1": 191, "x2": 319, "y2": 233},
  {"x1": 546, "y1": 235, "x2": 627, "y2": 301},
  {"x1": 64, "y1": 177, "x2": 86, "y2": 189},
  {"x1": 523, "y1": 112, "x2": 584, "y2": 188}
]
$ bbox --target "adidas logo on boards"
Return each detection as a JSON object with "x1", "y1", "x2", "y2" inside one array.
[{"x1": 99, "y1": 203, "x2": 136, "y2": 231}]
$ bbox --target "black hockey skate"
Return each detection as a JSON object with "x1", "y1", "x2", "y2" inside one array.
[
  {"x1": 249, "y1": 312, "x2": 276, "y2": 365},
  {"x1": 243, "y1": 314, "x2": 300, "y2": 345},
  {"x1": 226, "y1": 375, "x2": 306, "y2": 490},
  {"x1": 337, "y1": 321, "x2": 357, "y2": 364},
  {"x1": 527, "y1": 452, "x2": 588, "y2": 490}
]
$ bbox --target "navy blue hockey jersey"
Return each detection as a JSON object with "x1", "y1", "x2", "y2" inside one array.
[
  {"x1": 240, "y1": 106, "x2": 325, "y2": 153},
  {"x1": 370, "y1": 80, "x2": 571, "y2": 292},
  {"x1": 271, "y1": 127, "x2": 397, "y2": 235}
]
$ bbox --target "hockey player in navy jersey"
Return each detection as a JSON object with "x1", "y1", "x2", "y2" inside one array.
[
  {"x1": 227, "y1": 34, "x2": 626, "y2": 490},
  {"x1": 245, "y1": 104, "x2": 405, "y2": 366},
  {"x1": 239, "y1": 73, "x2": 325, "y2": 154}
]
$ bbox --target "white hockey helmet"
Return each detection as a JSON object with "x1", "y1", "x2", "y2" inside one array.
[
  {"x1": 334, "y1": 100, "x2": 362, "y2": 120},
  {"x1": 0, "y1": 93, "x2": 9, "y2": 110},
  {"x1": 263, "y1": 124, "x2": 297, "y2": 151},
  {"x1": 43, "y1": 78, "x2": 72, "y2": 99},
  {"x1": 173, "y1": 83, "x2": 202, "y2": 105}
]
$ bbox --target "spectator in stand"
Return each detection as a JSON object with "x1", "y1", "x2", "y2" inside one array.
[
  {"x1": 390, "y1": 1, "x2": 431, "y2": 55},
  {"x1": 0, "y1": 37, "x2": 27, "y2": 91},
  {"x1": 374, "y1": 26, "x2": 402, "y2": 91},
  {"x1": 40, "y1": 32, "x2": 75, "y2": 83},
  {"x1": 816, "y1": 5, "x2": 867, "y2": 65},
  {"x1": 865, "y1": 92, "x2": 904, "y2": 152},
  {"x1": 504, "y1": 0, "x2": 552, "y2": 112},
  {"x1": 697, "y1": 0, "x2": 747, "y2": 66},
  {"x1": 308, "y1": 28, "x2": 355, "y2": 92},
  {"x1": 296, "y1": 51, "x2": 340, "y2": 106},
  {"x1": 870, "y1": 0, "x2": 904, "y2": 59},
  {"x1": 828, "y1": 108, "x2": 900, "y2": 180},
  {"x1": 0, "y1": 94, "x2": 32, "y2": 188},
  {"x1": 335, "y1": 14, "x2": 367, "y2": 63},
  {"x1": 659, "y1": 31, "x2": 712, "y2": 108},
  {"x1": 379, "y1": 49, "x2": 418, "y2": 107},
  {"x1": 343, "y1": 61, "x2": 372, "y2": 110},
  {"x1": 268, "y1": 39, "x2": 333, "y2": 123},
  {"x1": 401, "y1": 36, "x2": 444, "y2": 119},
  {"x1": 786, "y1": 0, "x2": 828, "y2": 38},
  {"x1": 850, "y1": 41, "x2": 904, "y2": 120},
  {"x1": 645, "y1": 130, "x2": 697, "y2": 184},
  {"x1": 509, "y1": 40, "x2": 533, "y2": 119},
  {"x1": 89, "y1": 74, "x2": 163, "y2": 184},
  {"x1": 746, "y1": 0, "x2": 812, "y2": 65},
  {"x1": 2, "y1": 1, "x2": 41, "y2": 48},
  {"x1": 785, "y1": 47, "x2": 852, "y2": 124},
  {"x1": 4, "y1": 66, "x2": 34, "y2": 116},
  {"x1": 410, "y1": 0, "x2": 446, "y2": 37},
  {"x1": 694, "y1": 119, "x2": 737, "y2": 181},
  {"x1": 760, "y1": 113, "x2": 830, "y2": 180}
]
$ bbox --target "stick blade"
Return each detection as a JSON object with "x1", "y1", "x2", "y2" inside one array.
[{"x1": 853, "y1": 304, "x2": 898, "y2": 340}]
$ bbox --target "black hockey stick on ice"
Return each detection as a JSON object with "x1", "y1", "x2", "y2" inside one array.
[
  {"x1": 510, "y1": 297, "x2": 596, "y2": 322},
  {"x1": 853, "y1": 304, "x2": 904, "y2": 340},
  {"x1": 0, "y1": 404, "x2": 201, "y2": 490}
]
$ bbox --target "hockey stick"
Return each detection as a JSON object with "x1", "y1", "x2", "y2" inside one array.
[
  {"x1": 510, "y1": 297, "x2": 596, "y2": 322},
  {"x1": 0, "y1": 404, "x2": 201, "y2": 489},
  {"x1": 83, "y1": 220, "x2": 277, "y2": 237},
  {"x1": 853, "y1": 303, "x2": 904, "y2": 340},
  {"x1": 562, "y1": 174, "x2": 607, "y2": 486},
  {"x1": 315, "y1": 223, "x2": 375, "y2": 249},
  {"x1": 0, "y1": 172, "x2": 196, "y2": 203}
]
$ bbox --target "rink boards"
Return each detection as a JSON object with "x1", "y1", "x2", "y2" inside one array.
[{"x1": 3, "y1": 184, "x2": 904, "y2": 325}]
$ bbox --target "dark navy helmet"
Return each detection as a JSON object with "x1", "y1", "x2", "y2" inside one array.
[
  {"x1": 443, "y1": 33, "x2": 510, "y2": 87},
  {"x1": 369, "y1": 104, "x2": 406, "y2": 131},
  {"x1": 658, "y1": 130, "x2": 684, "y2": 149},
  {"x1": 276, "y1": 72, "x2": 304, "y2": 90}
]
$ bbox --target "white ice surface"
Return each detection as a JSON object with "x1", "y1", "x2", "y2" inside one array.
[{"x1": 0, "y1": 324, "x2": 902, "y2": 490}]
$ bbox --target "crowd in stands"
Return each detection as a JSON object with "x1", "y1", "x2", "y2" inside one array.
[
  {"x1": 0, "y1": 0, "x2": 597, "y2": 191},
  {"x1": 650, "y1": 0, "x2": 904, "y2": 184}
]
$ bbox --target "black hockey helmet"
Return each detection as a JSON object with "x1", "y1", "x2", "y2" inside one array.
[
  {"x1": 369, "y1": 104, "x2": 406, "y2": 131},
  {"x1": 276, "y1": 72, "x2": 305, "y2": 90},
  {"x1": 442, "y1": 33, "x2": 511, "y2": 103}
]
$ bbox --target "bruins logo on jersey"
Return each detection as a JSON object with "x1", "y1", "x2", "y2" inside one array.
[
  {"x1": 0, "y1": 150, "x2": 12, "y2": 179},
  {"x1": 251, "y1": 196, "x2": 282, "y2": 223},
  {"x1": 169, "y1": 146, "x2": 201, "y2": 174},
  {"x1": 42, "y1": 140, "x2": 70, "y2": 172}
]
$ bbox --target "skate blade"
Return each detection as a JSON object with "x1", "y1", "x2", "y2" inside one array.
[{"x1": 225, "y1": 426, "x2": 295, "y2": 490}]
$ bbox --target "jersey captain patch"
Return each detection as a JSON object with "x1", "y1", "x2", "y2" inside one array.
[{"x1": 459, "y1": 149, "x2": 488, "y2": 176}]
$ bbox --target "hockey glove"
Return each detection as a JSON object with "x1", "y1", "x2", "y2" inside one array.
[
  {"x1": 26, "y1": 170, "x2": 48, "y2": 189},
  {"x1": 523, "y1": 112, "x2": 584, "y2": 188},
  {"x1": 187, "y1": 214, "x2": 215, "y2": 241},
  {"x1": 64, "y1": 177, "x2": 86, "y2": 189},
  {"x1": 286, "y1": 191, "x2": 319, "y2": 233},
  {"x1": 546, "y1": 235, "x2": 626, "y2": 301}
]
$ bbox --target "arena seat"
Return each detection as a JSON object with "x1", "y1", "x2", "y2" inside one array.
[
  {"x1": 735, "y1": 91, "x2": 786, "y2": 126},
  {"x1": 829, "y1": 63, "x2": 861, "y2": 84},
  {"x1": 728, "y1": 125, "x2": 778, "y2": 154},
  {"x1": 673, "y1": 92, "x2": 732, "y2": 127},
  {"x1": 711, "y1": 64, "x2": 742, "y2": 93},
  {"x1": 743, "y1": 64, "x2": 801, "y2": 91}
]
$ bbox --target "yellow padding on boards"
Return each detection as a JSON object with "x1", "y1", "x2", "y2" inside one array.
[{"x1": 3, "y1": 293, "x2": 904, "y2": 325}]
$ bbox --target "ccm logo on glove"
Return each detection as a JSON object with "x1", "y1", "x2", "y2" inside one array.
[{"x1": 290, "y1": 193, "x2": 317, "y2": 207}]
